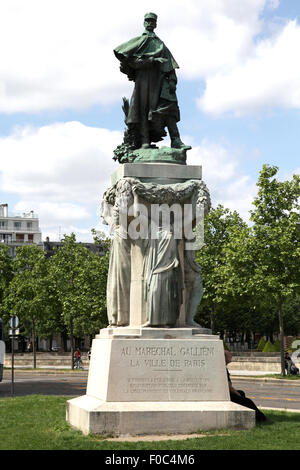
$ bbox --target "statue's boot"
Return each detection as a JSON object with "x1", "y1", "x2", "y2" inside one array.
[
  {"x1": 171, "y1": 137, "x2": 189, "y2": 149},
  {"x1": 140, "y1": 121, "x2": 151, "y2": 149},
  {"x1": 168, "y1": 120, "x2": 190, "y2": 149}
]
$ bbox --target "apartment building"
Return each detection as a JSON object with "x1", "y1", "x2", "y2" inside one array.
[
  {"x1": 0, "y1": 203, "x2": 42, "y2": 257},
  {"x1": 43, "y1": 236, "x2": 105, "y2": 258}
]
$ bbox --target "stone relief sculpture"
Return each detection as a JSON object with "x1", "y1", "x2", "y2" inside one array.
[
  {"x1": 101, "y1": 177, "x2": 210, "y2": 328},
  {"x1": 142, "y1": 223, "x2": 183, "y2": 327},
  {"x1": 182, "y1": 183, "x2": 209, "y2": 327},
  {"x1": 101, "y1": 179, "x2": 133, "y2": 327},
  {"x1": 184, "y1": 248, "x2": 203, "y2": 327}
]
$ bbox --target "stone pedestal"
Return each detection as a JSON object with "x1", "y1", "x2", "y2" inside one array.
[
  {"x1": 66, "y1": 328, "x2": 255, "y2": 435},
  {"x1": 105, "y1": 163, "x2": 210, "y2": 329},
  {"x1": 67, "y1": 161, "x2": 255, "y2": 436},
  {"x1": 111, "y1": 162, "x2": 202, "y2": 185}
]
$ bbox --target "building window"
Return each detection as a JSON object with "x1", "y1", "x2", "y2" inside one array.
[
  {"x1": 16, "y1": 234, "x2": 24, "y2": 242},
  {"x1": 27, "y1": 222, "x2": 32, "y2": 229},
  {"x1": 14, "y1": 222, "x2": 22, "y2": 229},
  {"x1": 0, "y1": 233, "x2": 12, "y2": 242},
  {"x1": 28, "y1": 234, "x2": 34, "y2": 243},
  {"x1": 0, "y1": 221, "x2": 7, "y2": 228}
]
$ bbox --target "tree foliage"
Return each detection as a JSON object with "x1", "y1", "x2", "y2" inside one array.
[
  {"x1": 249, "y1": 165, "x2": 300, "y2": 373},
  {"x1": 1, "y1": 244, "x2": 49, "y2": 366},
  {"x1": 196, "y1": 205, "x2": 249, "y2": 332},
  {"x1": 48, "y1": 233, "x2": 109, "y2": 366},
  {"x1": 0, "y1": 244, "x2": 13, "y2": 305},
  {"x1": 208, "y1": 165, "x2": 300, "y2": 373},
  {"x1": 0, "y1": 232, "x2": 109, "y2": 362},
  {"x1": 49, "y1": 233, "x2": 109, "y2": 336}
]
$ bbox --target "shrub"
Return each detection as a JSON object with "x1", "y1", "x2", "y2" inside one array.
[
  {"x1": 273, "y1": 339, "x2": 281, "y2": 352},
  {"x1": 262, "y1": 340, "x2": 276, "y2": 352},
  {"x1": 256, "y1": 337, "x2": 266, "y2": 351}
]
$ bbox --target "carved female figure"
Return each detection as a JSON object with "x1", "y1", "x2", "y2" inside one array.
[{"x1": 143, "y1": 224, "x2": 183, "y2": 327}]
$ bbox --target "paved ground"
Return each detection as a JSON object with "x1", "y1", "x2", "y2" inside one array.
[
  {"x1": 1, "y1": 369, "x2": 300, "y2": 412},
  {"x1": 0, "y1": 370, "x2": 88, "y2": 397},
  {"x1": 232, "y1": 378, "x2": 300, "y2": 411}
]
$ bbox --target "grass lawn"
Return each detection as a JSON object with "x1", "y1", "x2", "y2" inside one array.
[{"x1": 0, "y1": 395, "x2": 300, "y2": 450}]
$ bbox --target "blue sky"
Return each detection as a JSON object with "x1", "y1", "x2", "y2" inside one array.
[{"x1": 0, "y1": 0, "x2": 299, "y2": 242}]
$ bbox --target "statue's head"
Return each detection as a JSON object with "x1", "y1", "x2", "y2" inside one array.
[{"x1": 144, "y1": 12, "x2": 157, "y2": 32}]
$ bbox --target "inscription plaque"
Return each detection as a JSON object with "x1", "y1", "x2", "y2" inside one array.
[{"x1": 87, "y1": 337, "x2": 229, "y2": 402}]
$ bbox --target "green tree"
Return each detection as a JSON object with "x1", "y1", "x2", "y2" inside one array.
[
  {"x1": 2, "y1": 244, "x2": 48, "y2": 368},
  {"x1": 91, "y1": 228, "x2": 111, "y2": 250},
  {"x1": 49, "y1": 233, "x2": 109, "y2": 368},
  {"x1": 0, "y1": 244, "x2": 13, "y2": 306},
  {"x1": 196, "y1": 205, "x2": 248, "y2": 333},
  {"x1": 283, "y1": 294, "x2": 300, "y2": 335},
  {"x1": 250, "y1": 165, "x2": 300, "y2": 374},
  {"x1": 220, "y1": 218, "x2": 282, "y2": 344},
  {"x1": 73, "y1": 250, "x2": 109, "y2": 337},
  {"x1": 35, "y1": 270, "x2": 65, "y2": 351},
  {"x1": 222, "y1": 165, "x2": 300, "y2": 374}
]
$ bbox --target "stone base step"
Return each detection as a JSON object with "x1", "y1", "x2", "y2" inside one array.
[{"x1": 67, "y1": 396, "x2": 255, "y2": 436}]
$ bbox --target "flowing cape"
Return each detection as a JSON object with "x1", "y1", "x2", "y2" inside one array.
[{"x1": 114, "y1": 33, "x2": 179, "y2": 80}]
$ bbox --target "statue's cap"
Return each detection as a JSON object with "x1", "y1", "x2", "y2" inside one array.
[{"x1": 144, "y1": 12, "x2": 157, "y2": 20}]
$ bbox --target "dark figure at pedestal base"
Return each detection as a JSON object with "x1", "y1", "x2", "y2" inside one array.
[{"x1": 225, "y1": 350, "x2": 267, "y2": 423}]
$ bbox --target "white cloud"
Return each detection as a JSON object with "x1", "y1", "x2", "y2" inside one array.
[
  {"x1": 266, "y1": 0, "x2": 280, "y2": 10},
  {"x1": 0, "y1": 121, "x2": 121, "y2": 241},
  {"x1": 2, "y1": 0, "x2": 300, "y2": 117},
  {"x1": 0, "y1": 122, "x2": 258, "y2": 241},
  {"x1": 187, "y1": 141, "x2": 257, "y2": 220},
  {"x1": 0, "y1": 0, "x2": 270, "y2": 113},
  {"x1": 198, "y1": 20, "x2": 300, "y2": 115},
  {"x1": 0, "y1": 121, "x2": 120, "y2": 201}
]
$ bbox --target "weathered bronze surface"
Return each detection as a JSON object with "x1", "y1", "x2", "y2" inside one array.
[{"x1": 114, "y1": 13, "x2": 190, "y2": 163}]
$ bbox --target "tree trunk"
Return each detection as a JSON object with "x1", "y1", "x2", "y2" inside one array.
[
  {"x1": 278, "y1": 300, "x2": 285, "y2": 376},
  {"x1": 32, "y1": 320, "x2": 36, "y2": 369},
  {"x1": 61, "y1": 332, "x2": 67, "y2": 352},
  {"x1": 210, "y1": 304, "x2": 215, "y2": 333},
  {"x1": 251, "y1": 331, "x2": 255, "y2": 353},
  {"x1": 70, "y1": 318, "x2": 74, "y2": 370}
]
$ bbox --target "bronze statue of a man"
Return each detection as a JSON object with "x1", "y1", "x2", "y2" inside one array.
[{"x1": 114, "y1": 12, "x2": 187, "y2": 150}]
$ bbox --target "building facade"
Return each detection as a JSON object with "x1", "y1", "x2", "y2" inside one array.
[
  {"x1": 0, "y1": 203, "x2": 42, "y2": 257},
  {"x1": 43, "y1": 237, "x2": 105, "y2": 258},
  {"x1": 1, "y1": 203, "x2": 106, "y2": 353}
]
